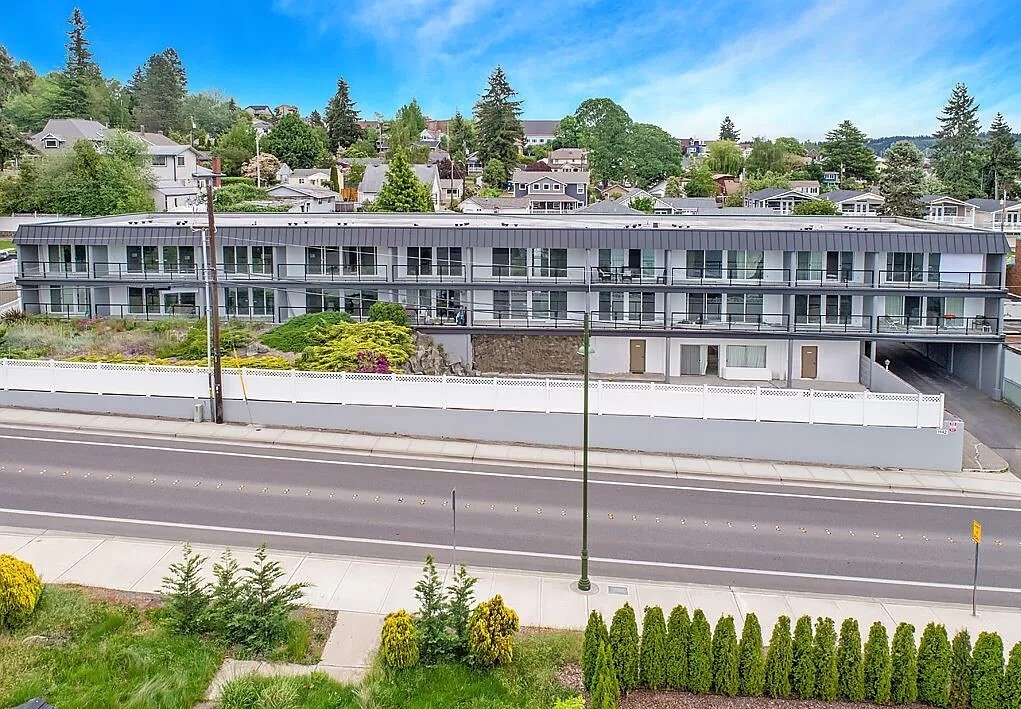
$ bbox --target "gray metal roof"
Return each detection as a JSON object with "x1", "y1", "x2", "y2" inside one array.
[
  {"x1": 359, "y1": 164, "x2": 438, "y2": 194},
  {"x1": 967, "y1": 198, "x2": 1021, "y2": 212},
  {"x1": 511, "y1": 169, "x2": 590, "y2": 185},
  {"x1": 574, "y1": 200, "x2": 643, "y2": 215},
  {"x1": 823, "y1": 190, "x2": 883, "y2": 204},
  {"x1": 521, "y1": 119, "x2": 559, "y2": 135},
  {"x1": 661, "y1": 197, "x2": 719, "y2": 210}
]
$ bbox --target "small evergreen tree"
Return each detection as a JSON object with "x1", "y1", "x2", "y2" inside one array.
[
  {"x1": 239, "y1": 544, "x2": 308, "y2": 653},
  {"x1": 665, "y1": 605, "x2": 690, "y2": 690},
  {"x1": 324, "y1": 76, "x2": 364, "y2": 152},
  {"x1": 949, "y1": 630, "x2": 972, "y2": 709},
  {"x1": 864, "y1": 621, "x2": 893, "y2": 703},
  {"x1": 414, "y1": 554, "x2": 450, "y2": 662},
  {"x1": 379, "y1": 610, "x2": 419, "y2": 669},
  {"x1": 160, "y1": 543, "x2": 210, "y2": 634},
  {"x1": 591, "y1": 640, "x2": 620, "y2": 709},
  {"x1": 814, "y1": 617, "x2": 839, "y2": 701},
  {"x1": 880, "y1": 140, "x2": 925, "y2": 217},
  {"x1": 208, "y1": 549, "x2": 246, "y2": 644},
  {"x1": 1004, "y1": 641, "x2": 1021, "y2": 709},
  {"x1": 792, "y1": 615, "x2": 816, "y2": 698},
  {"x1": 837, "y1": 617, "x2": 865, "y2": 702},
  {"x1": 891, "y1": 622, "x2": 919, "y2": 704},
  {"x1": 329, "y1": 165, "x2": 340, "y2": 193},
  {"x1": 971, "y1": 631, "x2": 1004, "y2": 709},
  {"x1": 467, "y1": 594, "x2": 520, "y2": 667},
  {"x1": 446, "y1": 563, "x2": 477, "y2": 658},
  {"x1": 370, "y1": 147, "x2": 434, "y2": 212},
  {"x1": 639, "y1": 606, "x2": 668, "y2": 690},
  {"x1": 582, "y1": 610, "x2": 610, "y2": 692},
  {"x1": 687, "y1": 609, "x2": 713, "y2": 694},
  {"x1": 764, "y1": 615, "x2": 793, "y2": 698},
  {"x1": 711, "y1": 615, "x2": 739, "y2": 696},
  {"x1": 719, "y1": 115, "x2": 740, "y2": 142},
  {"x1": 738, "y1": 613, "x2": 765, "y2": 696},
  {"x1": 609, "y1": 603, "x2": 641, "y2": 693},
  {"x1": 918, "y1": 622, "x2": 951, "y2": 707}
]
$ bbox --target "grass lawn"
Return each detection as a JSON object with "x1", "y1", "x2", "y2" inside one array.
[
  {"x1": 0, "y1": 585, "x2": 223, "y2": 709},
  {"x1": 0, "y1": 239, "x2": 14, "y2": 250}
]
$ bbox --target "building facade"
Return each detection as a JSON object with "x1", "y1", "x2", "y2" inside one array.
[{"x1": 13, "y1": 213, "x2": 1009, "y2": 396}]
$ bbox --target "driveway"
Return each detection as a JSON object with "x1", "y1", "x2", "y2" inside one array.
[{"x1": 878, "y1": 342, "x2": 1021, "y2": 476}]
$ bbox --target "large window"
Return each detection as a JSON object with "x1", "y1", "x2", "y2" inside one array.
[
  {"x1": 436, "y1": 290, "x2": 462, "y2": 319},
  {"x1": 436, "y1": 247, "x2": 463, "y2": 276},
  {"x1": 222, "y1": 246, "x2": 249, "y2": 275},
  {"x1": 493, "y1": 290, "x2": 527, "y2": 318},
  {"x1": 250, "y1": 247, "x2": 274, "y2": 276},
  {"x1": 305, "y1": 288, "x2": 342, "y2": 313},
  {"x1": 795, "y1": 251, "x2": 823, "y2": 280},
  {"x1": 345, "y1": 290, "x2": 377, "y2": 318},
  {"x1": 164, "y1": 292, "x2": 197, "y2": 316},
  {"x1": 126, "y1": 246, "x2": 158, "y2": 274},
  {"x1": 49, "y1": 286, "x2": 89, "y2": 314},
  {"x1": 795, "y1": 294, "x2": 822, "y2": 323},
  {"x1": 687, "y1": 293, "x2": 723, "y2": 322},
  {"x1": 128, "y1": 287, "x2": 160, "y2": 314},
  {"x1": 305, "y1": 247, "x2": 340, "y2": 276},
  {"x1": 726, "y1": 293, "x2": 763, "y2": 323},
  {"x1": 161, "y1": 246, "x2": 196, "y2": 274},
  {"x1": 342, "y1": 246, "x2": 375, "y2": 276},
  {"x1": 928, "y1": 253, "x2": 941, "y2": 282},
  {"x1": 532, "y1": 290, "x2": 568, "y2": 320},
  {"x1": 686, "y1": 250, "x2": 723, "y2": 279},
  {"x1": 598, "y1": 291, "x2": 625, "y2": 321},
  {"x1": 408, "y1": 247, "x2": 432, "y2": 276},
  {"x1": 726, "y1": 251, "x2": 764, "y2": 280},
  {"x1": 886, "y1": 252, "x2": 924, "y2": 282},
  {"x1": 825, "y1": 251, "x2": 854, "y2": 281},
  {"x1": 493, "y1": 248, "x2": 527, "y2": 277},
  {"x1": 628, "y1": 291, "x2": 656, "y2": 321},
  {"x1": 726, "y1": 345, "x2": 767, "y2": 368},
  {"x1": 825, "y1": 295, "x2": 853, "y2": 324},
  {"x1": 224, "y1": 287, "x2": 275, "y2": 316},
  {"x1": 48, "y1": 244, "x2": 89, "y2": 274},
  {"x1": 532, "y1": 248, "x2": 568, "y2": 278}
]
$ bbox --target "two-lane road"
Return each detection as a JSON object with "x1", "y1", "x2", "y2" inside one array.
[{"x1": 1, "y1": 425, "x2": 1019, "y2": 605}]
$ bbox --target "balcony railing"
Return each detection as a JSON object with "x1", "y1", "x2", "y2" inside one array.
[
  {"x1": 878, "y1": 271, "x2": 1002, "y2": 289},
  {"x1": 926, "y1": 215, "x2": 975, "y2": 226},
  {"x1": 668, "y1": 312, "x2": 790, "y2": 331},
  {"x1": 275, "y1": 263, "x2": 390, "y2": 282},
  {"x1": 792, "y1": 315, "x2": 873, "y2": 333},
  {"x1": 671, "y1": 267, "x2": 790, "y2": 286},
  {"x1": 19, "y1": 261, "x2": 94, "y2": 279},
  {"x1": 792, "y1": 269, "x2": 875, "y2": 287},
  {"x1": 593, "y1": 266, "x2": 668, "y2": 285},
  {"x1": 877, "y1": 315, "x2": 998, "y2": 335},
  {"x1": 471, "y1": 265, "x2": 588, "y2": 284},
  {"x1": 24, "y1": 302, "x2": 274, "y2": 321}
]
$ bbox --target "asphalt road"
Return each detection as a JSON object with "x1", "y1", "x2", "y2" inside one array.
[{"x1": 1, "y1": 425, "x2": 1020, "y2": 606}]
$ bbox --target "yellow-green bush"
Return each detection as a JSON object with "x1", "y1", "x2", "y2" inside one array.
[
  {"x1": 297, "y1": 321, "x2": 414, "y2": 372},
  {"x1": 0, "y1": 554, "x2": 43, "y2": 629},
  {"x1": 68, "y1": 354, "x2": 293, "y2": 369},
  {"x1": 467, "y1": 594, "x2": 520, "y2": 667},
  {"x1": 379, "y1": 610, "x2": 419, "y2": 669}
]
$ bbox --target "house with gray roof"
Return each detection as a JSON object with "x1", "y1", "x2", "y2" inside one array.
[
  {"x1": 745, "y1": 187, "x2": 815, "y2": 214},
  {"x1": 822, "y1": 189, "x2": 884, "y2": 215},
  {"x1": 921, "y1": 195, "x2": 976, "y2": 227},
  {"x1": 511, "y1": 169, "x2": 589, "y2": 213},
  {"x1": 967, "y1": 197, "x2": 1021, "y2": 238},
  {"x1": 521, "y1": 120, "x2": 559, "y2": 147},
  {"x1": 265, "y1": 184, "x2": 339, "y2": 212},
  {"x1": 548, "y1": 147, "x2": 588, "y2": 172},
  {"x1": 358, "y1": 163, "x2": 441, "y2": 210},
  {"x1": 574, "y1": 200, "x2": 642, "y2": 215},
  {"x1": 458, "y1": 196, "x2": 531, "y2": 214},
  {"x1": 287, "y1": 168, "x2": 334, "y2": 188},
  {"x1": 30, "y1": 118, "x2": 108, "y2": 152}
]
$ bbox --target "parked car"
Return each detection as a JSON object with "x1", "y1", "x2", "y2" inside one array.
[{"x1": 0, "y1": 249, "x2": 15, "y2": 261}]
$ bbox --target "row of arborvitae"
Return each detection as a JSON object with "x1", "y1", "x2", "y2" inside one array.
[
  {"x1": 378, "y1": 555, "x2": 520, "y2": 670},
  {"x1": 583, "y1": 604, "x2": 1021, "y2": 708}
]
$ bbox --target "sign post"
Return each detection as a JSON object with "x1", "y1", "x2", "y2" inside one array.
[
  {"x1": 452, "y1": 488, "x2": 457, "y2": 568},
  {"x1": 971, "y1": 519, "x2": 981, "y2": 616}
]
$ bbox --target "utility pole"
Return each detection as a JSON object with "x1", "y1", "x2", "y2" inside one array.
[
  {"x1": 255, "y1": 132, "x2": 261, "y2": 188},
  {"x1": 204, "y1": 178, "x2": 224, "y2": 424},
  {"x1": 577, "y1": 311, "x2": 592, "y2": 591}
]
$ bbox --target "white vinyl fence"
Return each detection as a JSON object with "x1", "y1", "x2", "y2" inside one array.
[{"x1": 0, "y1": 359, "x2": 946, "y2": 428}]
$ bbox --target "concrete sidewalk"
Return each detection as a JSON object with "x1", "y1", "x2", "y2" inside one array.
[
  {"x1": 1, "y1": 407, "x2": 1020, "y2": 498},
  {"x1": 4, "y1": 526, "x2": 1020, "y2": 663}
]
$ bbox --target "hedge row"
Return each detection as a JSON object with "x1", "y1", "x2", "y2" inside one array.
[{"x1": 582, "y1": 604, "x2": 1021, "y2": 708}]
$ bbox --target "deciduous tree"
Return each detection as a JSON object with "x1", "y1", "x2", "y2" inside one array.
[
  {"x1": 263, "y1": 113, "x2": 331, "y2": 169},
  {"x1": 745, "y1": 138, "x2": 788, "y2": 176},
  {"x1": 628, "y1": 123, "x2": 683, "y2": 186},
  {"x1": 706, "y1": 140, "x2": 744, "y2": 176},
  {"x1": 684, "y1": 162, "x2": 717, "y2": 198},
  {"x1": 573, "y1": 98, "x2": 632, "y2": 184}
]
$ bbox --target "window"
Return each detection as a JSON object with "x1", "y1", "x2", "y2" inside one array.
[
  {"x1": 928, "y1": 253, "x2": 941, "y2": 282},
  {"x1": 943, "y1": 296, "x2": 965, "y2": 327},
  {"x1": 408, "y1": 247, "x2": 432, "y2": 276},
  {"x1": 886, "y1": 252, "x2": 924, "y2": 282},
  {"x1": 44, "y1": 139, "x2": 58, "y2": 148},
  {"x1": 726, "y1": 345, "x2": 767, "y2": 368},
  {"x1": 344, "y1": 290, "x2": 377, "y2": 318},
  {"x1": 688, "y1": 293, "x2": 722, "y2": 322},
  {"x1": 436, "y1": 290, "x2": 462, "y2": 319},
  {"x1": 126, "y1": 246, "x2": 158, "y2": 274},
  {"x1": 436, "y1": 247, "x2": 463, "y2": 276},
  {"x1": 795, "y1": 294, "x2": 822, "y2": 323},
  {"x1": 305, "y1": 288, "x2": 342, "y2": 313},
  {"x1": 164, "y1": 292, "x2": 197, "y2": 316},
  {"x1": 50, "y1": 286, "x2": 89, "y2": 314},
  {"x1": 493, "y1": 248, "x2": 527, "y2": 277},
  {"x1": 222, "y1": 246, "x2": 249, "y2": 274},
  {"x1": 152, "y1": 155, "x2": 167, "y2": 166},
  {"x1": 686, "y1": 250, "x2": 723, "y2": 279},
  {"x1": 628, "y1": 292, "x2": 656, "y2": 321},
  {"x1": 251, "y1": 246, "x2": 274, "y2": 275},
  {"x1": 825, "y1": 295, "x2": 853, "y2": 324},
  {"x1": 162, "y1": 246, "x2": 196, "y2": 274},
  {"x1": 343, "y1": 246, "x2": 375, "y2": 276},
  {"x1": 251, "y1": 288, "x2": 275, "y2": 316},
  {"x1": 493, "y1": 290, "x2": 527, "y2": 318},
  {"x1": 726, "y1": 293, "x2": 763, "y2": 323},
  {"x1": 224, "y1": 287, "x2": 250, "y2": 316},
  {"x1": 405, "y1": 289, "x2": 432, "y2": 312},
  {"x1": 727, "y1": 251, "x2": 764, "y2": 280},
  {"x1": 532, "y1": 248, "x2": 567, "y2": 278},
  {"x1": 48, "y1": 244, "x2": 88, "y2": 273},
  {"x1": 796, "y1": 252, "x2": 823, "y2": 280},
  {"x1": 128, "y1": 287, "x2": 160, "y2": 314},
  {"x1": 532, "y1": 290, "x2": 568, "y2": 320},
  {"x1": 598, "y1": 291, "x2": 625, "y2": 321},
  {"x1": 176, "y1": 156, "x2": 186, "y2": 167},
  {"x1": 825, "y1": 251, "x2": 854, "y2": 281}
]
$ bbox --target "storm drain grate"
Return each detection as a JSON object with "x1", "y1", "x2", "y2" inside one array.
[{"x1": 607, "y1": 585, "x2": 629, "y2": 595}]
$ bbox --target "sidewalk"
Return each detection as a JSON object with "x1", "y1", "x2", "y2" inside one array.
[
  {"x1": 1, "y1": 406, "x2": 1019, "y2": 497},
  {"x1": 4, "y1": 526, "x2": 1020, "y2": 668}
]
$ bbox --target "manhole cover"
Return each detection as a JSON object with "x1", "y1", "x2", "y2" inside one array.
[{"x1": 607, "y1": 585, "x2": 629, "y2": 595}]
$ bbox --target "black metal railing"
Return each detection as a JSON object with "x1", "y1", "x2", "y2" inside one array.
[
  {"x1": 878, "y1": 271, "x2": 1002, "y2": 289},
  {"x1": 792, "y1": 315, "x2": 874, "y2": 333},
  {"x1": 669, "y1": 312, "x2": 790, "y2": 331},
  {"x1": 670, "y1": 267, "x2": 790, "y2": 286},
  {"x1": 592, "y1": 266, "x2": 668, "y2": 285},
  {"x1": 877, "y1": 315, "x2": 998, "y2": 335}
]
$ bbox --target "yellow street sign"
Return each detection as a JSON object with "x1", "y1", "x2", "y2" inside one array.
[{"x1": 972, "y1": 520, "x2": 982, "y2": 545}]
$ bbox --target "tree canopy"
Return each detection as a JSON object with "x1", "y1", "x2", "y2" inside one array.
[
  {"x1": 128, "y1": 48, "x2": 187, "y2": 133},
  {"x1": 880, "y1": 140, "x2": 925, "y2": 217},
  {"x1": 179, "y1": 90, "x2": 237, "y2": 137},
  {"x1": 719, "y1": 116, "x2": 739, "y2": 141},
  {"x1": 628, "y1": 123, "x2": 683, "y2": 186},
  {"x1": 263, "y1": 113, "x2": 331, "y2": 169},
  {"x1": 446, "y1": 110, "x2": 475, "y2": 172},
  {"x1": 212, "y1": 116, "x2": 257, "y2": 176},
  {"x1": 745, "y1": 139, "x2": 788, "y2": 176},
  {"x1": 368, "y1": 147, "x2": 434, "y2": 212},
  {"x1": 932, "y1": 83, "x2": 983, "y2": 200},
  {"x1": 52, "y1": 8, "x2": 104, "y2": 119},
  {"x1": 706, "y1": 140, "x2": 744, "y2": 176},
  {"x1": 552, "y1": 114, "x2": 586, "y2": 149},
  {"x1": 684, "y1": 162, "x2": 717, "y2": 198},
  {"x1": 981, "y1": 112, "x2": 1020, "y2": 198},
  {"x1": 324, "y1": 76, "x2": 363, "y2": 152},
  {"x1": 575, "y1": 98, "x2": 633, "y2": 183},
  {"x1": 821, "y1": 120, "x2": 877, "y2": 184},
  {"x1": 473, "y1": 66, "x2": 523, "y2": 186}
]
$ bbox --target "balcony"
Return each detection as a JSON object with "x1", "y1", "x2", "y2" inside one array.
[
  {"x1": 791, "y1": 315, "x2": 873, "y2": 334},
  {"x1": 792, "y1": 269, "x2": 875, "y2": 288},
  {"x1": 877, "y1": 314, "x2": 997, "y2": 336},
  {"x1": 471, "y1": 264, "x2": 587, "y2": 284},
  {"x1": 671, "y1": 267, "x2": 790, "y2": 287},
  {"x1": 878, "y1": 271, "x2": 1002, "y2": 290},
  {"x1": 668, "y1": 312, "x2": 790, "y2": 332},
  {"x1": 24, "y1": 302, "x2": 274, "y2": 322},
  {"x1": 926, "y1": 215, "x2": 975, "y2": 227},
  {"x1": 274, "y1": 263, "x2": 389, "y2": 282},
  {"x1": 593, "y1": 266, "x2": 668, "y2": 285}
]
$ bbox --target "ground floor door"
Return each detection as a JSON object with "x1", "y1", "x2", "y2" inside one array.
[
  {"x1": 801, "y1": 345, "x2": 818, "y2": 379},
  {"x1": 679, "y1": 344, "x2": 701, "y2": 375},
  {"x1": 629, "y1": 339, "x2": 646, "y2": 374},
  {"x1": 706, "y1": 345, "x2": 719, "y2": 375}
]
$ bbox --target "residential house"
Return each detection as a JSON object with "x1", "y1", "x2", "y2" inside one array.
[
  {"x1": 647, "y1": 179, "x2": 668, "y2": 198},
  {"x1": 275, "y1": 104, "x2": 299, "y2": 118},
  {"x1": 252, "y1": 119, "x2": 272, "y2": 136},
  {"x1": 418, "y1": 129, "x2": 444, "y2": 149},
  {"x1": 922, "y1": 195, "x2": 976, "y2": 227},
  {"x1": 713, "y1": 174, "x2": 741, "y2": 197},
  {"x1": 521, "y1": 120, "x2": 559, "y2": 146},
  {"x1": 821, "y1": 171, "x2": 840, "y2": 186},
  {"x1": 440, "y1": 177, "x2": 464, "y2": 205},
  {"x1": 677, "y1": 138, "x2": 709, "y2": 157},
  {"x1": 458, "y1": 196, "x2": 531, "y2": 214},
  {"x1": 358, "y1": 163, "x2": 441, "y2": 210},
  {"x1": 548, "y1": 148, "x2": 589, "y2": 172},
  {"x1": 573, "y1": 201, "x2": 643, "y2": 215},
  {"x1": 791, "y1": 180, "x2": 821, "y2": 196},
  {"x1": 511, "y1": 169, "x2": 589, "y2": 213},
  {"x1": 244, "y1": 105, "x2": 273, "y2": 119},
  {"x1": 614, "y1": 188, "x2": 673, "y2": 213},
  {"x1": 968, "y1": 198, "x2": 1021, "y2": 245},
  {"x1": 744, "y1": 188, "x2": 815, "y2": 214},
  {"x1": 30, "y1": 118, "x2": 109, "y2": 152},
  {"x1": 288, "y1": 168, "x2": 334, "y2": 188},
  {"x1": 264, "y1": 184, "x2": 338, "y2": 212},
  {"x1": 822, "y1": 190, "x2": 884, "y2": 216},
  {"x1": 661, "y1": 197, "x2": 719, "y2": 214},
  {"x1": 276, "y1": 163, "x2": 293, "y2": 185},
  {"x1": 600, "y1": 182, "x2": 631, "y2": 201},
  {"x1": 466, "y1": 152, "x2": 484, "y2": 175}
]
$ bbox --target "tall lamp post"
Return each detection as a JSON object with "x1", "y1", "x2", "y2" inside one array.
[
  {"x1": 194, "y1": 170, "x2": 225, "y2": 423},
  {"x1": 577, "y1": 310, "x2": 593, "y2": 591}
]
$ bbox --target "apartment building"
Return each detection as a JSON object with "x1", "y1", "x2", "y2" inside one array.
[{"x1": 13, "y1": 213, "x2": 1008, "y2": 396}]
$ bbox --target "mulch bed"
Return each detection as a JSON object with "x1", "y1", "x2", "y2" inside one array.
[
  {"x1": 619, "y1": 690, "x2": 928, "y2": 709},
  {"x1": 70, "y1": 584, "x2": 165, "y2": 611}
]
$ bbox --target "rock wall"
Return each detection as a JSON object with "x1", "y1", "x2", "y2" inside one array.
[
  {"x1": 471, "y1": 334, "x2": 583, "y2": 374},
  {"x1": 405, "y1": 332, "x2": 478, "y2": 376}
]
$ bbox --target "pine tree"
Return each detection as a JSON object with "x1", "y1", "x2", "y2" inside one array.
[
  {"x1": 609, "y1": 603, "x2": 640, "y2": 694},
  {"x1": 308, "y1": 110, "x2": 324, "y2": 129},
  {"x1": 446, "y1": 563, "x2": 477, "y2": 658},
  {"x1": 446, "y1": 110, "x2": 476, "y2": 173},
  {"x1": 159, "y1": 542, "x2": 210, "y2": 634},
  {"x1": 932, "y1": 82, "x2": 983, "y2": 199},
  {"x1": 880, "y1": 140, "x2": 926, "y2": 217},
  {"x1": 792, "y1": 615, "x2": 816, "y2": 698},
  {"x1": 949, "y1": 630, "x2": 973, "y2": 709},
  {"x1": 369, "y1": 147, "x2": 434, "y2": 212},
  {"x1": 53, "y1": 8, "x2": 103, "y2": 118},
  {"x1": 639, "y1": 606, "x2": 668, "y2": 690},
  {"x1": 837, "y1": 618, "x2": 865, "y2": 702},
  {"x1": 590, "y1": 640, "x2": 620, "y2": 709},
  {"x1": 918, "y1": 623, "x2": 951, "y2": 707},
  {"x1": 128, "y1": 48, "x2": 187, "y2": 132},
  {"x1": 413, "y1": 554, "x2": 450, "y2": 662},
  {"x1": 1004, "y1": 641, "x2": 1021, "y2": 709},
  {"x1": 687, "y1": 609, "x2": 713, "y2": 694},
  {"x1": 764, "y1": 615, "x2": 793, "y2": 698},
  {"x1": 473, "y1": 66, "x2": 523, "y2": 185},
  {"x1": 821, "y1": 120, "x2": 878, "y2": 183},
  {"x1": 982, "y1": 112, "x2": 1021, "y2": 198},
  {"x1": 711, "y1": 615, "x2": 739, "y2": 696},
  {"x1": 738, "y1": 613, "x2": 765, "y2": 696},
  {"x1": 971, "y1": 632, "x2": 1004, "y2": 709},
  {"x1": 582, "y1": 611, "x2": 609, "y2": 692},
  {"x1": 865, "y1": 622, "x2": 893, "y2": 704},
  {"x1": 814, "y1": 618, "x2": 839, "y2": 701},
  {"x1": 324, "y1": 77, "x2": 363, "y2": 152},
  {"x1": 719, "y1": 115, "x2": 740, "y2": 141},
  {"x1": 329, "y1": 165, "x2": 340, "y2": 193},
  {"x1": 891, "y1": 622, "x2": 919, "y2": 704},
  {"x1": 665, "y1": 605, "x2": 690, "y2": 690}
]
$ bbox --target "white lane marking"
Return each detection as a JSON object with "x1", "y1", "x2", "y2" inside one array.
[
  {"x1": 0, "y1": 433, "x2": 1019, "y2": 513},
  {"x1": 0, "y1": 506, "x2": 1018, "y2": 594}
]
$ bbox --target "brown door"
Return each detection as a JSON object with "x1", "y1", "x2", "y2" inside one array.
[
  {"x1": 629, "y1": 339, "x2": 646, "y2": 374},
  {"x1": 801, "y1": 345, "x2": 818, "y2": 379}
]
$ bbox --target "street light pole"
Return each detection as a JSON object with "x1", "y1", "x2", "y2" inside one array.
[
  {"x1": 203, "y1": 178, "x2": 224, "y2": 424},
  {"x1": 577, "y1": 310, "x2": 592, "y2": 591},
  {"x1": 255, "y1": 132, "x2": 261, "y2": 188}
]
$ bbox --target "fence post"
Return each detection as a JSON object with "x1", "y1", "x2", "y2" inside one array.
[
  {"x1": 916, "y1": 392, "x2": 923, "y2": 428},
  {"x1": 144, "y1": 363, "x2": 151, "y2": 396},
  {"x1": 391, "y1": 372, "x2": 397, "y2": 407},
  {"x1": 95, "y1": 362, "x2": 104, "y2": 396},
  {"x1": 702, "y1": 383, "x2": 708, "y2": 419},
  {"x1": 808, "y1": 389, "x2": 815, "y2": 424},
  {"x1": 291, "y1": 369, "x2": 298, "y2": 403},
  {"x1": 49, "y1": 359, "x2": 56, "y2": 393},
  {"x1": 441, "y1": 374, "x2": 448, "y2": 410},
  {"x1": 545, "y1": 379, "x2": 551, "y2": 414},
  {"x1": 1, "y1": 358, "x2": 6, "y2": 391},
  {"x1": 755, "y1": 386, "x2": 761, "y2": 422}
]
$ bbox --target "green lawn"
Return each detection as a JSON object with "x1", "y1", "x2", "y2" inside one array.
[
  {"x1": 0, "y1": 239, "x2": 13, "y2": 250},
  {"x1": 0, "y1": 585, "x2": 223, "y2": 709}
]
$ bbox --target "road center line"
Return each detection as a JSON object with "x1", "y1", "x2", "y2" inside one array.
[{"x1": 0, "y1": 433, "x2": 1018, "y2": 513}]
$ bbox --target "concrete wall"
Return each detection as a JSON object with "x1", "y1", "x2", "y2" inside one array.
[
  {"x1": 0, "y1": 390, "x2": 964, "y2": 471},
  {"x1": 1004, "y1": 347, "x2": 1021, "y2": 410},
  {"x1": 860, "y1": 356, "x2": 919, "y2": 394},
  {"x1": 915, "y1": 341, "x2": 1004, "y2": 399}
]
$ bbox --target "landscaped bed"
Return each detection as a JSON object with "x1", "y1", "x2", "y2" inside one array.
[{"x1": 619, "y1": 690, "x2": 928, "y2": 708}]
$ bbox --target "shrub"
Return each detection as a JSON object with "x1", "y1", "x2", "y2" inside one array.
[
  {"x1": 666, "y1": 605, "x2": 690, "y2": 690},
  {"x1": 864, "y1": 621, "x2": 893, "y2": 703},
  {"x1": 297, "y1": 320, "x2": 414, "y2": 372},
  {"x1": 609, "y1": 603, "x2": 641, "y2": 693},
  {"x1": 837, "y1": 617, "x2": 865, "y2": 701},
  {"x1": 591, "y1": 640, "x2": 620, "y2": 709},
  {"x1": 739, "y1": 613, "x2": 765, "y2": 696},
  {"x1": 260, "y1": 311, "x2": 353, "y2": 352},
  {"x1": 160, "y1": 543, "x2": 210, "y2": 634},
  {"x1": 764, "y1": 615, "x2": 793, "y2": 698},
  {"x1": 640, "y1": 606, "x2": 668, "y2": 690},
  {"x1": 157, "y1": 318, "x2": 253, "y2": 359},
  {"x1": 551, "y1": 697, "x2": 585, "y2": 709},
  {"x1": 918, "y1": 622, "x2": 951, "y2": 707},
  {"x1": 414, "y1": 554, "x2": 450, "y2": 663},
  {"x1": 711, "y1": 615, "x2": 739, "y2": 696},
  {"x1": 218, "y1": 674, "x2": 261, "y2": 709},
  {"x1": 467, "y1": 594, "x2": 520, "y2": 667},
  {"x1": 687, "y1": 609, "x2": 713, "y2": 694},
  {"x1": 1005, "y1": 642, "x2": 1021, "y2": 709},
  {"x1": 792, "y1": 615, "x2": 816, "y2": 698},
  {"x1": 0, "y1": 554, "x2": 43, "y2": 629},
  {"x1": 949, "y1": 629, "x2": 972, "y2": 709},
  {"x1": 583, "y1": 611, "x2": 610, "y2": 691},
  {"x1": 891, "y1": 622, "x2": 919, "y2": 704},
  {"x1": 446, "y1": 563, "x2": 477, "y2": 658},
  {"x1": 380, "y1": 610, "x2": 419, "y2": 669},
  {"x1": 814, "y1": 617, "x2": 839, "y2": 701},
  {"x1": 367, "y1": 300, "x2": 411, "y2": 327},
  {"x1": 971, "y1": 631, "x2": 1004, "y2": 709}
]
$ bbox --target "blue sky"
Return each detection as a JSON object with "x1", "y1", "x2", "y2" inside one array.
[{"x1": 4, "y1": 0, "x2": 1021, "y2": 139}]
